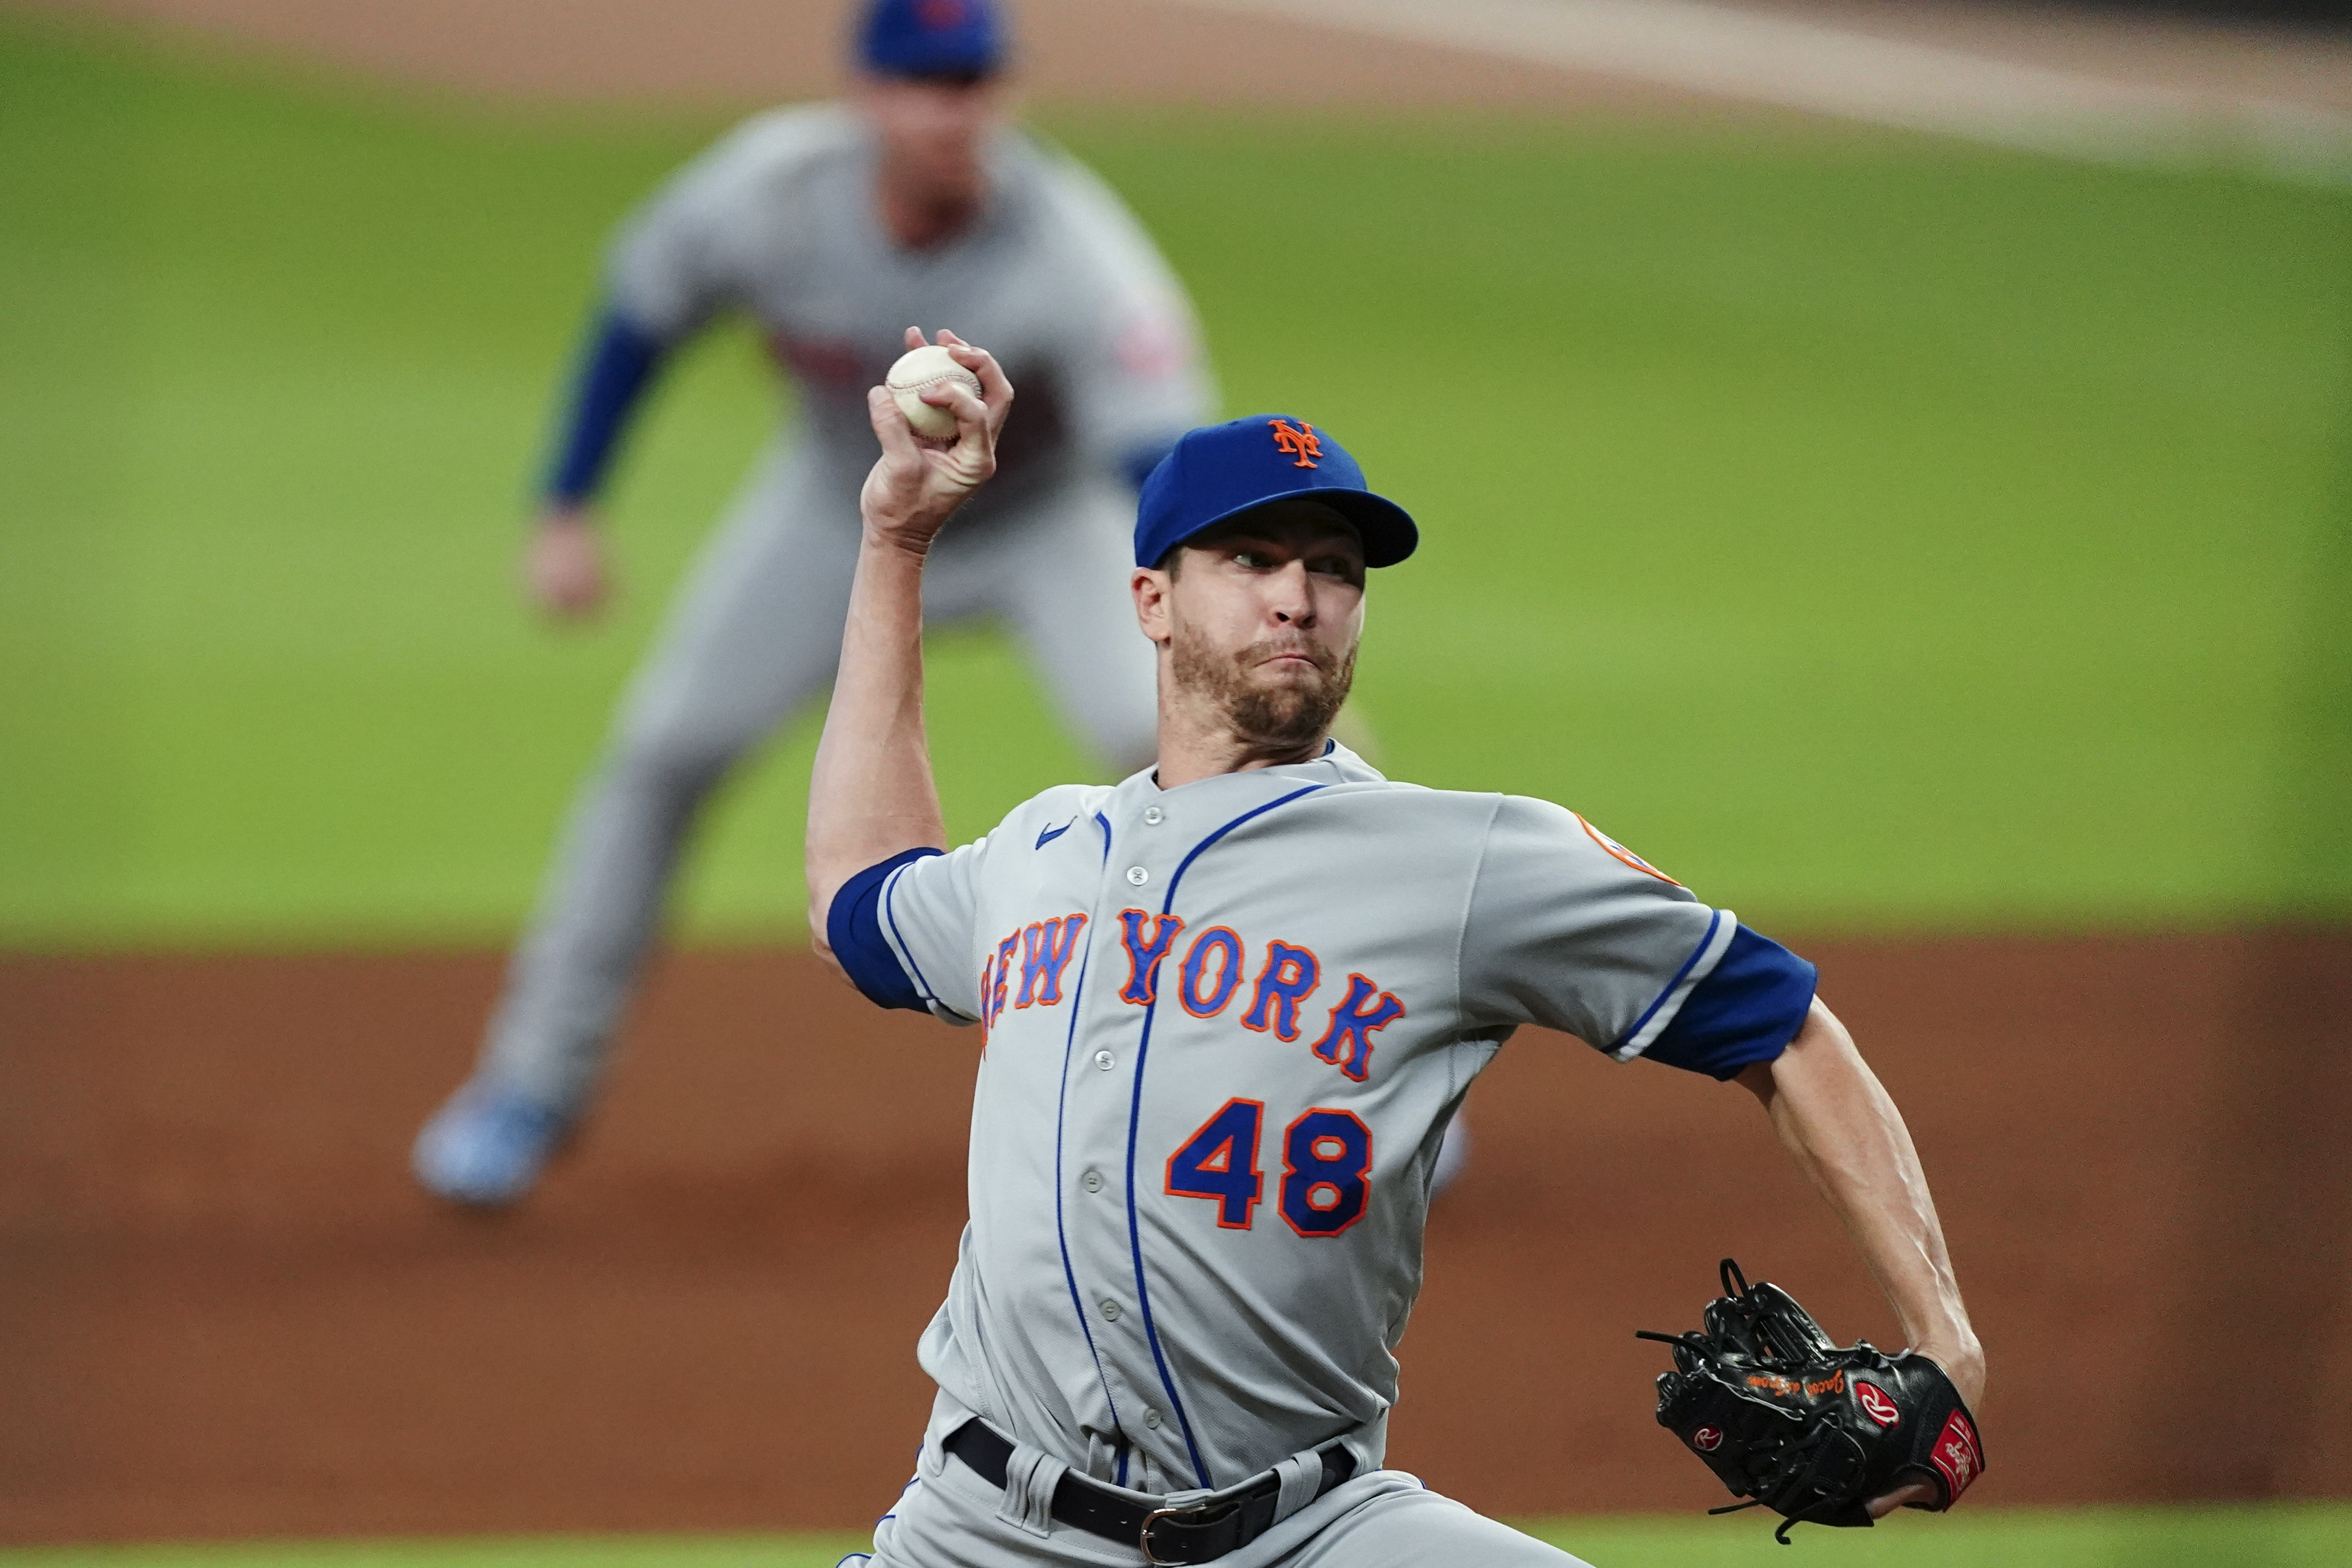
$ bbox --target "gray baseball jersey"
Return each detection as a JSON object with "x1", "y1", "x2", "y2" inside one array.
[
  {"x1": 835, "y1": 741, "x2": 1810, "y2": 1498},
  {"x1": 608, "y1": 103, "x2": 1208, "y2": 501}
]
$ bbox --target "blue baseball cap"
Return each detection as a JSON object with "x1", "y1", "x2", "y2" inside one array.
[
  {"x1": 856, "y1": 0, "x2": 1007, "y2": 79},
  {"x1": 1134, "y1": 416, "x2": 1418, "y2": 570}
]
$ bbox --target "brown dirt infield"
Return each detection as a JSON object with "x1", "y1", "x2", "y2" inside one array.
[
  {"x1": 16, "y1": 0, "x2": 2349, "y2": 114},
  {"x1": 4, "y1": 931, "x2": 2348, "y2": 1543}
]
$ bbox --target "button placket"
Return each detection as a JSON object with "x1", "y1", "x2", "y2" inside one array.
[
  {"x1": 1065, "y1": 793, "x2": 1192, "y2": 1426},
  {"x1": 1046, "y1": 812, "x2": 1152, "y2": 1421}
]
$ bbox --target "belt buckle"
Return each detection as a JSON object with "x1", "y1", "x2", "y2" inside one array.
[{"x1": 1139, "y1": 1494, "x2": 1225, "y2": 1566}]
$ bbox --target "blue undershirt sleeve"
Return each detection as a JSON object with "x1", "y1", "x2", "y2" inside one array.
[
  {"x1": 1641, "y1": 925, "x2": 1819, "y2": 1080},
  {"x1": 827, "y1": 847, "x2": 947, "y2": 1012},
  {"x1": 541, "y1": 307, "x2": 669, "y2": 506}
]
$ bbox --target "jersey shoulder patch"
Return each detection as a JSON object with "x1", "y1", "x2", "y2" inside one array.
[
  {"x1": 1484, "y1": 794, "x2": 1694, "y2": 898},
  {"x1": 1573, "y1": 813, "x2": 1683, "y2": 887}
]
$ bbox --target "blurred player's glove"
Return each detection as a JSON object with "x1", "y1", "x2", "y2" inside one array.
[{"x1": 1638, "y1": 1259, "x2": 1985, "y2": 1544}]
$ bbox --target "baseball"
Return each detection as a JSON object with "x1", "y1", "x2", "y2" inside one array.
[{"x1": 886, "y1": 343, "x2": 982, "y2": 443}]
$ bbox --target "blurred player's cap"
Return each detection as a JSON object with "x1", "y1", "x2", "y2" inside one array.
[
  {"x1": 1136, "y1": 416, "x2": 1418, "y2": 569},
  {"x1": 857, "y1": 0, "x2": 1008, "y2": 80}
]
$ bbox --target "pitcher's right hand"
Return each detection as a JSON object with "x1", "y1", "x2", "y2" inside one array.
[{"x1": 859, "y1": 327, "x2": 1012, "y2": 557}]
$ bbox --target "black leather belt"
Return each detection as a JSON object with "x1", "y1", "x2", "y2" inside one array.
[{"x1": 944, "y1": 1418, "x2": 1357, "y2": 1564}]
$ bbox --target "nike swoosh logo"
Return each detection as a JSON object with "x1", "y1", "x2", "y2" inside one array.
[{"x1": 1035, "y1": 820, "x2": 1073, "y2": 850}]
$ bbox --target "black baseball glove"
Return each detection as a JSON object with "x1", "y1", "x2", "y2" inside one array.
[{"x1": 1638, "y1": 1259, "x2": 1985, "y2": 1544}]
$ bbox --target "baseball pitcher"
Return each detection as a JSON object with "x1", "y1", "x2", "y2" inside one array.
[
  {"x1": 805, "y1": 337, "x2": 1986, "y2": 1563},
  {"x1": 414, "y1": 0, "x2": 1211, "y2": 1203}
]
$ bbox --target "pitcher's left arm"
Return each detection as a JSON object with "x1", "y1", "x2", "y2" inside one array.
[{"x1": 1738, "y1": 1000, "x2": 1985, "y2": 1510}]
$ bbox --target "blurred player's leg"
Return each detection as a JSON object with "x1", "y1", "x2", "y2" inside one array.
[{"x1": 414, "y1": 446, "x2": 861, "y2": 1204}]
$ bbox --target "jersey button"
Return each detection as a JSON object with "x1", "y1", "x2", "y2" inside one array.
[
  {"x1": 1143, "y1": 1408, "x2": 1162, "y2": 1429},
  {"x1": 1125, "y1": 866, "x2": 1149, "y2": 886},
  {"x1": 1081, "y1": 1168, "x2": 1105, "y2": 1193},
  {"x1": 1143, "y1": 807, "x2": 1164, "y2": 826},
  {"x1": 1100, "y1": 1298, "x2": 1122, "y2": 1323},
  {"x1": 1094, "y1": 1050, "x2": 1116, "y2": 1071}
]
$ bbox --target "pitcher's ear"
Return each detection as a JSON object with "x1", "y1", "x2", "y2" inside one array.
[{"x1": 1132, "y1": 566, "x2": 1175, "y2": 646}]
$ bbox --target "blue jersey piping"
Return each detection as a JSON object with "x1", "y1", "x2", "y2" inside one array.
[
  {"x1": 1052, "y1": 813, "x2": 1127, "y2": 1465},
  {"x1": 882, "y1": 865, "x2": 942, "y2": 1010},
  {"x1": 1122, "y1": 782, "x2": 1328, "y2": 1489},
  {"x1": 1612, "y1": 907, "x2": 1723, "y2": 1055}
]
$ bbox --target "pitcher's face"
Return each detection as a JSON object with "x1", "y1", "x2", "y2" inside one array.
[
  {"x1": 860, "y1": 75, "x2": 1004, "y2": 210},
  {"x1": 1139, "y1": 506, "x2": 1367, "y2": 751}
]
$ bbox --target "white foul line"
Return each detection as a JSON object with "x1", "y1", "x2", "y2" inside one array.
[{"x1": 1171, "y1": 0, "x2": 2352, "y2": 179}]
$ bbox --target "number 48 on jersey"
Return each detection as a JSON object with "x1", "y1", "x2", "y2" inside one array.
[{"x1": 1164, "y1": 1097, "x2": 1372, "y2": 1237}]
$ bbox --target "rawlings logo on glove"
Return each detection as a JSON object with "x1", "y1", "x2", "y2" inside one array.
[{"x1": 1638, "y1": 1260, "x2": 1986, "y2": 1544}]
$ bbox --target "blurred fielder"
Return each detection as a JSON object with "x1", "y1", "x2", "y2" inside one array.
[{"x1": 413, "y1": 0, "x2": 1212, "y2": 1204}]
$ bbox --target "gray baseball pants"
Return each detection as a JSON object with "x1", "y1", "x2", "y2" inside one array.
[
  {"x1": 479, "y1": 443, "x2": 1161, "y2": 1111},
  {"x1": 850, "y1": 1443, "x2": 1593, "y2": 1568}
]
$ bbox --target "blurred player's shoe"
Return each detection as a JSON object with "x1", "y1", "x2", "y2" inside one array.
[{"x1": 411, "y1": 1079, "x2": 570, "y2": 1206}]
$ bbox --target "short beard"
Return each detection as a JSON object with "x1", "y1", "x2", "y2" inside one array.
[{"x1": 1170, "y1": 626, "x2": 1357, "y2": 752}]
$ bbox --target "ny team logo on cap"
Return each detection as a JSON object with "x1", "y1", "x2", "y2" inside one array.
[{"x1": 1268, "y1": 419, "x2": 1321, "y2": 469}]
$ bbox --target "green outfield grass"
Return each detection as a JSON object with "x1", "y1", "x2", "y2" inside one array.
[
  {"x1": 5, "y1": 1504, "x2": 2350, "y2": 1567},
  {"x1": 3, "y1": 15, "x2": 2347, "y2": 947}
]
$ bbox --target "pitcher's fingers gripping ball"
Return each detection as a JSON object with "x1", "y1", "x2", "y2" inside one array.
[{"x1": 887, "y1": 341, "x2": 987, "y2": 445}]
